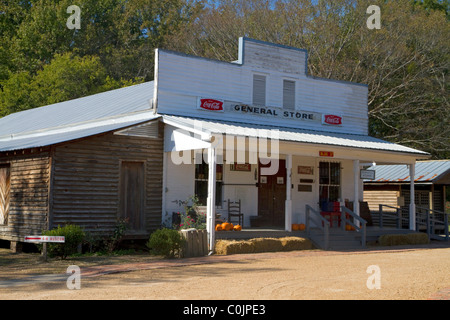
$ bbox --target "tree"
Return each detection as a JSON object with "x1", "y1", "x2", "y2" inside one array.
[
  {"x1": 167, "y1": 0, "x2": 449, "y2": 158},
  {"x1": 0, "y1": 53, "x2": 135, "y2": 116}
]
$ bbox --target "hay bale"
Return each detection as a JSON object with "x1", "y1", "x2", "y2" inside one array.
[
  {"x1": 252, "y1": 238, "x2": 284, "y2": 253},
  {"x1": 279, "y1": 237, "x2": 314, "y2": 251},
  {"x1": 215, "y1": 239, "x2": 255, "y2": 255},
  {"x1": 214, "y1": 237, "x2": 313, "y2": 255},
  {"x1": 378, "y1": 233, "x2": 429, "y2": 246}
]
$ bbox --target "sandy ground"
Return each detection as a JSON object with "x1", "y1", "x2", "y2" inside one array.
[{"x1": 0, "y1": 244, "x2": 449, "y2": 301}]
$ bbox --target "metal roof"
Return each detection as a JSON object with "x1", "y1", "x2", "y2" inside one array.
[
  {"x1": 0, "y1": 81, "x2": 156, "y2": 152},
  {"x1": 365, "y1": 160, "x2": 450, "y2": 183},
  {"x1": 162, "y1": 115, "x2": 430, "y2": 156}
]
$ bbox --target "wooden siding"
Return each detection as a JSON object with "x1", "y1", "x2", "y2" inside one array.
[
  {"x1": 0, "y1": 151, "x2": 50, "y2": 241},
  {"x1": 51, "y1": 129, "x2": 163, "y2": 237},
  {"x1": 364, "y1": 185, "x2": 400, "y2": 212},
  {"x1": 156, "y1": 38, "x2": 369, "y2": 135}
]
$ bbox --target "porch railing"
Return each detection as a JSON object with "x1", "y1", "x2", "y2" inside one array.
[
  {"x1": 341, "y1": 206, "x2": 367, "y2": 248},
  {"x1": 376, "y1": 204, "x2": 449, "y2": 241},
  {"x1": 305, "y1": 205, "x2": 329, "y2": 250},
  {"x1": 377, "y1": 204, "x2": 409, "y2": 229},
  {"x1": 415, "y1": 206, "x2": 449, "y2": 242}
]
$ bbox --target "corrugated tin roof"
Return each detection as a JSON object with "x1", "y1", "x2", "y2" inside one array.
[
  {"x1": 162, "y1": 115, "x2": 430, "y2": 156},
  {"x1": 365, "y1": 160, "x2": 450, "y2": 183},
  {"x1": 0, "y1": 81, "x2": 156, "y2": 152}
]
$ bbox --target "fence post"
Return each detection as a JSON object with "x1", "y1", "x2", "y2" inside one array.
[
  {"x1": 445, "y1": 214, "x2": 449, "y2": 242},
  {"x1": 305, "y1": 206, "x2": 310, "y2": 236},
  {"x1": 379, "y1": 204, "x2": 383, "y2": 229}
]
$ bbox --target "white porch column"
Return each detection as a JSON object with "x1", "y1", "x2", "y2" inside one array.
[
  {"x1": 353, "y1": 160, "x2": 360, "y2": 226},
  {"x1": 207, "y1": 146, "x2": 217, "y2": 254},
  {"x1": 285, "y1": 154, "x2": 293, "y2": 231},
  {"x1": 409, "y1": 163, "x2": 416, "y2": 231}
]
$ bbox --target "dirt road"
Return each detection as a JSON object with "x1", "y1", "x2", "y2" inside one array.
[{"x1": 0, "y1": 244, "x2": 449, "y2": 300}]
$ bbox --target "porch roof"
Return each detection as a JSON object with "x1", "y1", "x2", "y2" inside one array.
[{"x1": 162, "y1": 115, "x2": 430, "y2": 157}]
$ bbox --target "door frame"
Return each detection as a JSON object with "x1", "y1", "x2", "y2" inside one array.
[
  {"x1": 119, "y1": 160, "x2": 146, "y2": 233},
  {"x1": 257, "y1": 159, "x2": 286, "y2": 227}
]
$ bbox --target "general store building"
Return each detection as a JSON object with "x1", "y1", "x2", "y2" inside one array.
[{"x1": 0, "y1": 38, "x2": 430, "y2": 250}]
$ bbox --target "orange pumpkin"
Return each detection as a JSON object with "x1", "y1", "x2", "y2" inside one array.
[
  {"x1": 292, "y1": 224, "x2": 300, "y2": 231},
  {"x1": 298, "y1": 224, "x2": 306, "y2": 231},
  {"x1": 221, "y1": 222, "x2": 233, "y2": 231},
  {"x1": 233, "y1": 225, "x2": 242, "y2": 231},
  {"x1": 215, "y1": 224, "x2": 223, "y2": 231}
]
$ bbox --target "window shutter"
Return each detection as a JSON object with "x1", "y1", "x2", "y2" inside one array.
[
  {"x1": 283, "y1": 80, "x2": 295, "y2": 110},
  {"x1": 253, "y1": 75, "x2": 266, "y2": 106}
]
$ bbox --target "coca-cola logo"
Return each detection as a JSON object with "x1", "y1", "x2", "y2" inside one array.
[
  {"x1": 199, "y1": 99, "x2": 224, "y2": 111},
  {"x1": 323, "y1": 114, "x2": 342, "y2": 125}
]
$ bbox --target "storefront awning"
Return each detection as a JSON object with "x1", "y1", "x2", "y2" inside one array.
[{"x1": 162, "y1": 115, "x2": 430, "y2": 159}]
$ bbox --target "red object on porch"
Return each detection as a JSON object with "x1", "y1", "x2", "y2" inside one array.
[{"x1": 320, "y1": 201, "x2": 346, "y2": 227}]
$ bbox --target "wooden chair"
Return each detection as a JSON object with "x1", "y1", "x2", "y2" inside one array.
[{"x1": 228, "y1": 199, "x2": 244, "y2": 226}]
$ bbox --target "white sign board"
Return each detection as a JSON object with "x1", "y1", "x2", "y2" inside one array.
[
  {"x1": 24, "y1": 236, "x2": 65, "y2": 243},
  {"x1": 360, "y1": 169, "x2": 376, "y2": 180}
]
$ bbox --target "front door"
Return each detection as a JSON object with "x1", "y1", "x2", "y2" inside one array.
[
  {"x1": 258, "y1": 160, "x2": 286, "y2": 227},
  {"x1": 120, "y1": 161, "x2": 145, "y2": 232}
]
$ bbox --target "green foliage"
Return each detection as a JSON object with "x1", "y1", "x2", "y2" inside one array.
[
  {"x1": 42, "y1": 224, "x2": 86, "y2": 259},
  {"x1": 0, "y1": 0, "x2": 448, "y2": 158},
  {"x1": 147, "y1": 228, "x2": 186, "y2": 258}
]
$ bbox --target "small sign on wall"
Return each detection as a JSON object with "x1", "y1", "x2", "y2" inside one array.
[
  {"x1": 197, "y1": 98, "x2": 224, "y2": 112},
  {"x1": 298, "y1": 185, "x2": 312, "y2": 192},
  {"x1": 298, "y1": 166, "x2": 314, "y2": 175},
  {"x1": 319, "y1": 151, "x2": 334, "y2": 157},
  {"x1": 230, "y1": 163, "x2": 251, "y2": 172},
  {"x1": 360, "y1": 169, "x2": 376, "y2": 180}
]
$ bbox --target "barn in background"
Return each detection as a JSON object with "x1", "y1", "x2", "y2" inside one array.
[{"x1": 0, "y1": 82, "x2": 164, "y2": 250}]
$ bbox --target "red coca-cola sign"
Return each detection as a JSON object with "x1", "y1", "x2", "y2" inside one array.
[
  {"x1": 323, "y1": 114, "x2": 342, "y2": 125},
  {"x1": 199, "y1": 99, "x2": 224, "y2": 111}
]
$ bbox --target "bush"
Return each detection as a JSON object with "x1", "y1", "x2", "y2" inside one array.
[
  {"x1": 147, "y1": 228, "x2": 185, "y2": 259},
  {"x1": 42, "y1": 225, "x2": 85, "y2": 259}
]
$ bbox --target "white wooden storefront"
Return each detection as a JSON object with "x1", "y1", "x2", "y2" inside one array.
[{"x1": 153, "y1": 37, "x2": 429, "y2": 252}]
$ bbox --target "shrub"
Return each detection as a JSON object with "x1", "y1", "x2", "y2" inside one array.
[
  {"x1": 42, "y1": 224, "x2": 85, "y2": 259},
  {"x1": 147, "y1": 228, "x2": 186, "y2": 259}
]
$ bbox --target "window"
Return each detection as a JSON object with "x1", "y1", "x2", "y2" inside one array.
[
  {"x1": 319, "y1": 162, "x2": 341, "y2": 203},
  {"x1": 283, "y1": 80, "x2": 295, "y2": 110},
  {"x1": 195, "y1": 160, "x2": 223, "y2": 206},
  {"x1": 0, "y1": 164, "x2": 10, "y2": 225},
  {"x1": 253, "y1": 74, "x2": 266, "y2": 106}
]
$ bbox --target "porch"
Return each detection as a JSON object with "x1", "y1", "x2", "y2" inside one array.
[{"x1": 162, "y1": 115, "x2": 430, "y2": 253}]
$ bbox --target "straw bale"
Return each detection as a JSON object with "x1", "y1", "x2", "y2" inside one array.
[
  {"x1": 378, "y1": 233, "x2": 429, "y2": 246},
  {"x1": 280, "y1": 237, "x2": 314, "y2": 251},
  {"x1": 214, "y1": 237, "x2": 313, "y2": 255}
]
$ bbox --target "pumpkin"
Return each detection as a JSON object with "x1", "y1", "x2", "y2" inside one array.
[
  {"x1": 215, "y1": 224, "x2": 223, "y2": 231},
  {"x1": 233, "y1": 225, "x2": 242, "y2": 231},
  {"x1": 292, "y1": 224, "x2": 299, "y2": 231},
  {"x1": 221, "y1": 222, "x2": 233, "y2": 231},
  {"x1": 345, "y1": 224, "x2": 353, "y2": 231},
  {"x1": 298, "y1": 224, "x2": 306, "y2": 231}
]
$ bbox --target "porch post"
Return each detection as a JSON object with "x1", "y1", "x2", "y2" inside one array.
[
  {"x1": 207, "y1": 146, "x2": 217, "y2": 254},
  {"x1": 409, "y1": 163, "x2": 416, "y2": 231},
  {"x1": 353, "y1": 160, "x2": 360, "y2": 226},
  {"x1": 285, "y1": 154, "x2": 293, "y2": 231}
]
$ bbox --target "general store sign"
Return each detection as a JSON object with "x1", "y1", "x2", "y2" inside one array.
[
  {"x1": 197, "y1": 98, "x2": 345, "y2": 127},
  {"x1": 24, "y1": 236, "x2": 65, "y2": 243}
]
